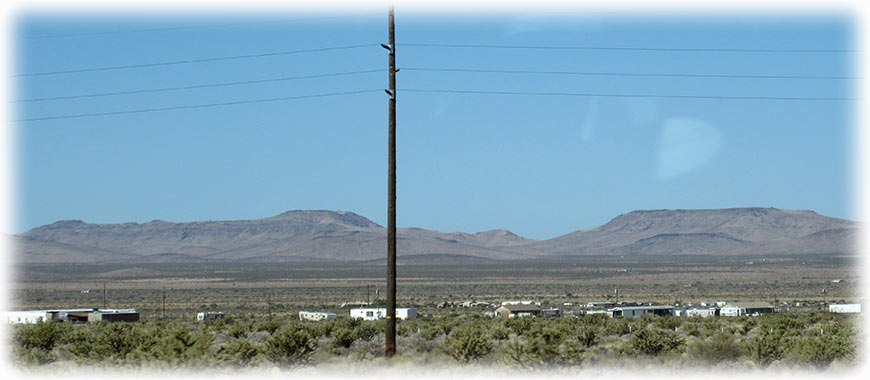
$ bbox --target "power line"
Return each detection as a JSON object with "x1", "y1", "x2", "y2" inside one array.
[
  {"x1": 401, "y1": 43, "x2": 855, "y2": 53},
  {"x1": 15, "y1": 44, "x2": 376, "y2": 78},
  {"x1": 14, "y1": 89, "x2": 381, "y2": 122},
  {"x1": 401, "y1": 67, "x2": 854, "y2": 80},
  {"x1": 17, "y1": 69, "x2": 384, "y2": 103},
  {"x1": 23, "y1": 13, "x2": 383, "y2": 40},
  {"x1": 400, "y1": 88, "x2": 853, "y2": 101},
  {"x1": 20, "y1": 66, "x2": 847, "y2": 104}
]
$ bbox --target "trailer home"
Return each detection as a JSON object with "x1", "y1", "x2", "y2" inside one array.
[
  {"x1": 350, "y1": 308, "x2": 417, "y2": 321},
  {"x1": 299, "y1": 311, "x2": 337, "y2": 321}
]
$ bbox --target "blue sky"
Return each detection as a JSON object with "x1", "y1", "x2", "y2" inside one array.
[{"x1": 11, "y1": 10, "x2": 856, "y2": 240}]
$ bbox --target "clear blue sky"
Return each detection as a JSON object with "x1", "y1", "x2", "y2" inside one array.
[{"x1": 11, "y1": 10, "x2": 856, "y2": 240}]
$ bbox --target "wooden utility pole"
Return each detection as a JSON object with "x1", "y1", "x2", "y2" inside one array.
[
  {"x1": 103, "y1": 282, "x2": 107, "y2": 309},
  {"x1": 384, "y1": 4, "x2": 397, "y2": 359},
  {"x1": 162, "y1": 287, "x2": 166, "y2": 320},
  {"x1": 268, "y1": 294, "x2": 273, "y2": 321}
]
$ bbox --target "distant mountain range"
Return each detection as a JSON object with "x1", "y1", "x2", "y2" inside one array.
[{"x1": 11, "y1": 208, "x2": 859, "y2": 264}]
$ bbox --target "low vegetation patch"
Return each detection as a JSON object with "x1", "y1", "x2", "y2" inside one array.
[{"x1": 7, "y1": 312, "x2": 859, "y2": 370}]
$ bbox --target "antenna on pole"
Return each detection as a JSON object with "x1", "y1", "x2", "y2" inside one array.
[{"x1": 384, "y1": 4, "x2": 398, "y2": 359}]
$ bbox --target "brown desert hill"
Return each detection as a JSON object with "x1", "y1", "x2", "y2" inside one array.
[
  {"x1": 528, "y1": 207, "x2": 857, "y2": 256},
  {"x1": 13, "y1": 207, "x2": 858, "y2": 263},
  {"x1": 15, "y1": 210, "x2": 540, "y2": 263}
]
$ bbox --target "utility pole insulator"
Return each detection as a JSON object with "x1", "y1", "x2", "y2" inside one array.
[{"x1": 380, "y1": 43, "x2": 395, "y2": 54}]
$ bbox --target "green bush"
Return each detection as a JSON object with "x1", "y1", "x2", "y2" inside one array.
[
  {"x1": 442, "y1": 325, "x2": 493, "y2": 363},
  {"x1": 574, "y1": 325, "x2": 598, "y2": 348},
  {"x1": 68, "y1": 322, "x2": 158, "y2": 364},
  {"x1": 490, "y1": 327, "x2": 509, "y2": 340},
  {"x1": 262, "y1": 324, "x2": 317, "y2": 368},
  {"x1": 796, "y1": 334, "x2": 855, "y2": 368},
  {"x1": 150, "y1": 325, "x2": 212, "y2": 366},
  {"x1": 331, "y1": 327, "x2": 356, "y2": 348},
  {"x1": 506, "y1": 316, "x2": 534, "y2": 336},
  {"x1": 744, "y1": 333, "x2": 783, "y2": 368},
  {"x1": 254, "y1": 319, "x2": 284, "y2": 334},
  {"x1": 504, "y1": 325, "x2": 584, "y2": 368},
  {"x1": 420, "y1": 326, "x2": 442, "y2": 341},
  {"x1": 604, "y1": 318, "x2": 631, "y2": 336},
  {"x1": 228, "y1": 323, "x2": 248, "y2": 339},
  {"x1": 354, "y1": 322, "x2": 380, "y2": 342},
  {"x1": 219, "y1": 338, "x2": 261, "y2": 367},
  {"x1": 12, "y1": 321, "x2": 68, "y2": 365},
  {"x1": 654, "y1": 316, "x2": 682, "y2": 331},
  {"x1": 631, "y1": 328, "x2": 685, "y2": 356},
  {"x1": 689, "y1": 333, "x2": 741, "y2": 364},
  {"x1": 683, "y1": 322, "x2": 701, "y2": 337}
]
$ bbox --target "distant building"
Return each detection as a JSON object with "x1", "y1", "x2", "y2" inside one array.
[
  {"x1": 350, "y1": 308, "x2": 417, "y2": 321},
  {"x1": 299, "y1": 311, "x2": 337, "y2": 321},
  {"x1": 341, "y1": 301, "x2": 370, "y2": 308},
  {"x1": 829, "y1": 304, "x2": 861, "y2": 313},
  {"x1": 541, "y1": 308, "x2": 562, "y2": 318},
  {"x1": 501, "y1": 300, "x2": 540, "y2": 306},
  {"x1": 3, "y1": 310, "x2": 50, "y2": 324},
  {"x1": 585, "y1": 301, "x2": 616, "y2": 309},
  {"x1": 494, "y1": 304, "x2": 541, "y2": 318},
  {"x1": 4, "y1": 308, "x2": 138, "y2": 324},
  {"x1": 685, "y1": 308, "x2": 718, "y2": 318},
  {"x1": 197, "y1": 311, "x2": 226, "y2": 322},
  {"x1": 608, "y1": 305, "x2": 675, "y2": 318},
  {"x1": 720, "y1": 302, "x2": 775, "y2": 317},
  {"x1": 89, "y1": 309, "x2": 139, "y2": 322}
]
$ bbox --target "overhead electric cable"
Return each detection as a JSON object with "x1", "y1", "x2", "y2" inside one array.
[
  {"x1": 401, "y1": 67, "x2": 853, "y2": 80},
  {"x1": 17, "y1": 69, "x2": 384, "y2": 102},
  {"x1": 401, "y1": 43, "x2": 855, "y2": 53},
  {"x1": 15, "y1": 89, "x2": 380, "y2": 122},
  {"x1": 400, "y1": 88, "x2": 853, "y2": 101},
  {"x1": 15, "y1": 44, "x2": 375, "y2": 77}
]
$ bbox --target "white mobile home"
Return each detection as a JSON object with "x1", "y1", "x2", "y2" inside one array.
[
  {"x1": 608, "y1": 305, "x2": 675, "y2": 318},
  {"x1": 685, "y1": 308, "x2": 718, "y2": 318},
  {"x1": 350, "y1": 308, "x2": 417, "y2": 321},
  {"x1": 3, "y1": 310, "x2": 49, "y2": 324},
  {"x1": 720, "y1": 302, "x2": 775, "y2": 317},
  {"x1": 299, "y1": 311, "x2": 337, "y2": 321},
  {"x1": 4, "y1": 308, "x2": 138, "y2": 324},
  {"x1": 829, "y1": 304, "x2": 861, "y2": 313},
  {"x1": 197, "y1": 311, "x2": 225, "y2": 322}
]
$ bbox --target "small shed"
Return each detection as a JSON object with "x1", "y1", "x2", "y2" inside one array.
[{"x1": 494, "y1": 304, "x2": 542, "y2": 318}]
